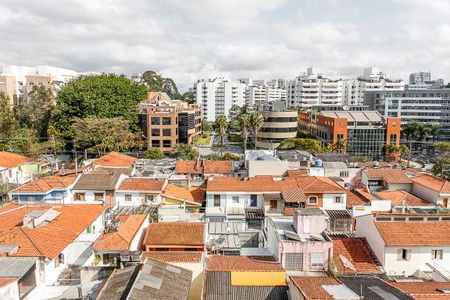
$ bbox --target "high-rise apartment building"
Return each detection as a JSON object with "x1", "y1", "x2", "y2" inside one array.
[
  {"x1": 246, "y1": 85, "x2": 287, "y2": 108},
  {"x1": 256, "y1": 109, "x2": 298, "y2": 149},
  {"x1": 409, "y1": 72, "x2": 431, "y2": 85},
  {"x1": 194, "y1": 78, "x2": 246, "y2": 121}
]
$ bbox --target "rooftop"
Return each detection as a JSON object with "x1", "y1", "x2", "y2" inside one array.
[
  {"x1": 206, "y1": 255, "x2": 284, "y2": 272},
  {"x1": 290, "y1": 276, "x2": 358, "y2": 300},
  {"x1": 176, "y1": 160, "x2": 233, "y2": 174},
  {"x1": 0, "y1": 257, "x2": 37, "y2": 278},
  {"x1": 162, "y1": 184, "x2": 205, "y2": 205},
  {"x1": 144, "y1": 222, "x2": 205, "y2": 246},
  {"x1": 94, "y1": 152, "x2": 136, "y2": 168},
  {"x1": 364, "y1": 168, "x2": 413, "y2": 184},
  {"x1": 72, "y1": 167, "x2": 131, "y2": 190},
  {"x1": 332, "y1": 238, "x2": 381, "y2": 274},
  {"x1": 388, "y1": 281, "x2": 450, "y2": 300},
  {"x1": 375, "y1": 190, "x2": 434, "y2": 207},
  {"x1": 411, "y1": 173, "x2": 450, "y2": 194},
  {"x1": 141, "y1": 251, "x2": 203, "y2": 263},
  {"x1": 0, "y1": 151, "x2": 32, "y2": 168},
  {"x1": 321, "y1": 110, "x2": 384, "y2": 123},
  {"x1": 11, "y1": 175, "x2": 76, "y2": 194},
  {"x1": 97, "y1": 266, "x2": 140, "y2": 300},
  {"x1": 338, "y1": 276, "x2": 413, "y2": 300},
  {"x1": 118, "y1": 177, "x2": 165, "y2": 192}
]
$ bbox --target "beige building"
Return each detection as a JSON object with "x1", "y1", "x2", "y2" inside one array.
[
  {"x1": 256, "y1": 110, "x2": 298, "y2": 149},
  {"x1": 0, "y1": 75, "x2": 17, "y2": 105},
  {"x1": 25, "y1": 75, "x2": 53, "y2": 98}
]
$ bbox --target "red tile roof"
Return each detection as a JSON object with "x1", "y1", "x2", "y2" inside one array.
[
  {"x1": 364, "y1": 169, "x2": 413, "y2": 184},
  {"x1": 332, "y1": 238, "x2": 381, "y2": 274},
  {"x1": 388, "y1": 281, "x2": 450, "y2": 300},
  {"x1": 286, "y1": 169, "x2": 309, "y2": 177},
  {"x1": 282, "y1": 189, "x2": 307, "y2": 203},
  {"x1": 207, "y1": 256, "x2": 283, "y2": 272},
  {"x1": 94, "y1": 214, "x2": 147, "y2": 251},
  {"x1": 375, "y1": 221, "x2": 450, "y2": 246},
  {"x1": 94, "y1": 152, "x2": 136, "y2": 168},
  {"x1": 411, "y1": 173, "x2": 450, "y2": 194},
  {"x1": 207, "y1": 176, "x2": 298, "y2": 193},
  {"x1": 144, "y1": 222, "x2": 205, "y2": 246},
  {"x1": 162, "y1": 184, "x2": 204, "y2": 204},
  {"x1": 0, "y1": 278, "x2": 17, "y2": 288},
  {"x1": 346, "y1": 190, "x2": 371, "y2": 208},
  {"x1": 176, "y1": 160, "x2": 233, "y2": 174},
  {"x1": 118, "y1": 178, "x2": 165, "y2": 192},
  {"x1": 290, "y1": 276, "x2": 340, "y2": 299},
  {"x1": 375, "y1": 190, "x2": 434, "y2": 206},
  {"x1": 295, "y1": 176, "x2": 345, "y2": 193},
  {"x1": 0, "y1": 151, "x2": 32, "y2": 168},
  {"x1": 0, "y1": 204, "x2": 105, "y2": 259},
  {"x1": 141, "y1": 251, "x2": 203, "y2": 263},
  {"x1": 12, "y1": 175, "x2": 76, "y2": 194}
]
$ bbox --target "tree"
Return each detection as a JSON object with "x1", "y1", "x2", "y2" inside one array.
[
  {"x1": 25, "y1": 85, "x2": 54, "y2": 138},
  {"x1": 144, "y1": 147, "x2": 165, "y2": 159},
  {"x1": 402, "y1": 120, "x2": 422, "y2": 141},
  {"x1": 249, "y1": 112, "x2": 264, "y2": 149},
  {"x1": 140, "y1": 70, "x2": 181, "y2": 99},
  {"x1": 215, "y1": 115, "x2": 228, "y2": 156},
  {"x1": 228, "y1": 105, "x2": 242, "y2": 123},
  {"x1": 207, "y1": 153, "x2": 220, "y2": 160},
  {"x1": 0, "y1": 92, "x2": 17, "y2": 148},
  {"x1": 202, "y1": 119, "x2": 213, "y2": 133},
  {"x1": 223, "y1": 152, "x2": 240, "y2": 161},
  {"x1": 432, "y1": 142, "x2": 450, "y2": 179},
  {"x1": 5, "y1": 128, "x2": 40, "y2": 158},
  {"x1": 238, "y1": 114, "x2": 250, "y2": 153},
  {"x1": 51, "y1": 74, "x2": 148, "y2": 141},
  {"x1": 173, "y1": 144, "x2": 199, "y2": 160},
  {"x1": 181, "y1": 91, "x2": 195, "y2": 104},
  {"x1": 277, "y1": 138, "x2": 322, "y2": 153}
]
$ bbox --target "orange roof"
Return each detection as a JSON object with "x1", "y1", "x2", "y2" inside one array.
[
  {"x1": 375, "y1": 221, "x2": 450, "y2": 246},
  {"x1": 0, "y1": 278, "x2": 17, "y2": 288},
  {"x1": 295, "y1": 176, "x2": 345, "y2": 193},
  {"x1": 0, "y1": 204, "x2": 105, "y2": 259},
  {"x1": 162, "y1": 184, "x2": 204, "y2": 204},
  {"x1": 290, "y1": 276, "x2": 341, "y2": 299},
  {"x1": 388, "y1": 281, "x2": 450, "y2": 300},
  {"x1": 282, "y1": 189, "x2": 307, "y2": 203},
  {"x1": 94, "y1": 214, "x2": 147, "y2": 251},
  {"x1": 375, "y1": 190, "x2": 434, "y2": 206},
  {"x1": 364, "y1": 169, "x2": 413, "y2": 184},
  {"x1": 0, "y1": 151, "x2": 32, "y2": 168},
  {"x1": 207, "y1": 176, "x2": 298, "y2": 193},
  {"x1": 333, "y1": 238, "x2": 381, "y2": 274},
  {"x1": 144, "y1": 222, "x2": 205, "y2": 246},
  {"x1": 141, "y1": 251, "x2": 203, "y2": 263},
  {"x1": 286, "y1": 169, "x2": 309, "y2": 177},
  {"x1": 207, "y1": 256, "x2": 283, "y2": 272},
  {"x1": 176, "y1": 160, "x2": 233, "y2": 174},
  {"x1": 411, "y1": 173, "x2": 450, "y2": 194},
  {"x1": 94, "y1": 152, "x2": 136, "y2": 167},
  {"x1": 11, "y1": 175, "x2": 76, "y2": 194},
  {"x1": 346, "y1": 190, "x2": 371, "y2": 208},
  {"x1": 118, "y1": 178, "x2": 165, "y2": 192}
]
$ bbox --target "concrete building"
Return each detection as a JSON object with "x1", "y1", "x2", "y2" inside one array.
[
  {"x1": 245, "y1": 84, "x2": 287, "y2": 108},
  {"x1": 0, "y1": 75, "x2": 17, "y2": 105},
  {"x1": 409, "y1": 71, "x2": 431, "y2": 85},
  {"x1": 194, "y1": 77, "x2": 246, "y2": 121},
  {"x1": 256, "y1": 110, "x2": 298, "y2": 149}
]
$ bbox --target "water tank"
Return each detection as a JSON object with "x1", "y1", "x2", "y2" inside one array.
[{"x1": 314, "y1": 159, "x2": 323, "y2": 167}]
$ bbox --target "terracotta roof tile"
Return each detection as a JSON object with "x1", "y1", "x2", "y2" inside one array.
[
  {"x1": 141, "y1": 251, "x2": 203, "y2": 263},
  {"x1": 207, "y1": 256, "x2": 283, "y2": 272},
  {"x1": 144, "y1": 222, "x2": 205, "y2": 246},
  {"x1": 411, "y1": 173, "x2": 450, "y2": 194},
  {"x1": 375, "y1": 190, "x2": 434, "y2": 206},
  {"x1": 12, "y1": 175, "x2": 76, "y2": 194},
  {"x1": 176, "y1": 160, "x2": 233, "y2": 174},
  {"x1": 364, "y1": 169, "x2": 413, "y2": 184},
  {"x1": 94, "y1": 152, "x2": 136, "y2": 167},
  {"x1": 162, "y1": 184, "x2": 204, "y2": 204},
  {"x1": 286, "y1": 169, "x2": 309, "y2": 177},
  {"x1": 295, "y1": 176, "x2": 346, "y2": 193},
  {"x1": 375, "y1": 221, "x2": 450, "y2": 246},
  {"x1": 290, "y1": 276, "x2": 341, "y2": 299},
  {"x1": 118, "y1": 178, "x2": 165, "y2": 192},
  {"x1": 346, "y1": 190, "x2": 371, "y2": 208},
  {"x1": 282, "y1": 189, "x2": 307, "y2": 203},
  {"x1": 0, "y1": 278, "x2": 17, "y2": 288},
  {"x1": 388, "y1": 281, "x2": 450, "y2": 299},
  {"x1": 332, "y1": 238, "x2": 381, "y2": 274},
  {"x1": 0, "y1": 151, "x2": 32, "y2": 168},
  {"x1": 207, "y1": 176, "x2": 298, "y2": 193}
]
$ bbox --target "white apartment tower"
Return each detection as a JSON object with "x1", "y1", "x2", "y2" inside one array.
[{"x1": 246, "y1": 85, "x2": 287, "y2": 107}]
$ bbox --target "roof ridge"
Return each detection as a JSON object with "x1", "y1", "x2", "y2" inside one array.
[{"x1": 19, "y1": 228, "x2": 44, "y2": 256}]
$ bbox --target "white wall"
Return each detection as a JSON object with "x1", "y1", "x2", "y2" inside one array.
[
  {"x1": 116, "y1": 191, "x2": 141, "y2": 206},
  {"x1": 355, "y1": 214, "x2": 386, "y2": 265},
  {"x1": 71, "y1": 190, "x2": 106, "y2": 204},
  {"x1": 0, "y1": 166, "x2": 32, "y2": 184},
  {"x1": 412, "y1": 184, "x2": 441, "y2": 205},
  {"x1": 322, "y1": 193, "x2": 347, "y2": 210},
  {"x1": 129, "y1": 217, "x2": 149, "y2": 251},
  {"x1": 388, "y1": 183, "x2": 412, "y2": 192},
  {"x1": 0, "y1": 280, "x2": 19, "y2": 300},
  {"x1": 248, "y1": 161, "x2": 288, "y2": 177},
  {"x1": 206, "y1": 192, "x2": 264, "y2": 209}
]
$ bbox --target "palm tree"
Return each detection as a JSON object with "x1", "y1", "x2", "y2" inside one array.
[
  {"x1": 428, "y1": 123, "x2": 442, "y2": 142},
  {"x1": 403, "y1": 120, "x2": 422, "y2": 141},
  {"x1": 238, "y1": 114, "x2": 250, "y2": 153},
  {"x1": 215, "y1": 115, "x2": 228, "y2": 156},
  {"x1": 249, "y1": 112, "x2": 264, "y2": 149}
]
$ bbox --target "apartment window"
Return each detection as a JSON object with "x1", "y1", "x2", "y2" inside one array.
[
  {"x1": 151, "y1": 140, "x2": 160, "y2": 147},
  {"x1": 75, "y1": 193, "x2": 85, "y2": 201},
  {"x1": 55, "y1": 253, "x2": 64, "y2": 268},
  {"x1": 339, "y1": 171, "x2": 349, "y2": 177},
  {"x1": 151, "y1": 129, "x2": 160, "y2": 136},
  {"x1": 162, "y1": 140, "x2": 171, "y2": 148},
  {"x1": 151, "y1": 117, "x2": 160, "y2": 125},
  {"x1": 335, "y1": 196, "x2": 343, "y2": 204},
  {"x1": 27, "y1": 197, "x2": 35, "y2": 202},
  {"x1": 250, "y1": 194, "x2": 258, "y2": 207},
  {"x1": 125, "y1": 195, "x2": 132, "y2": 202},
  {"x1": 162, "y1": 117, "x2": 171, "y2": 125},
  {"x1": 308, "y1": 196, "x2": 318, "y2": 205},
  {"x1": 94, "y1": 193, "x2": 103, "y2": 201},
  {"x1": 213, "y1": 195, "x2": 221, "y2": 207},
  {"x1": 232, "y1": 196, "x2": 239, "y2": 204},
  {"x1": 432, "y1": 250, "x2": 443, "y2": 260},
  {"x1": 309, "y1": 253, "x2": 325, "y2": 267},
  {"x1": 397, "y1": 248, "x2": 411, "y2": 261},
  {"x1": 390, "y1": 134, "x2": 397, "y2": 144},
  {"x1": 162, "y1": 129, "x2": 171, "y2": 136},
  {"x1": 270, "y1": 200, "x2": 278, "y2": 209},
  {"x1": 145, "y1": 194, "x2": 155, "y2": 203}
]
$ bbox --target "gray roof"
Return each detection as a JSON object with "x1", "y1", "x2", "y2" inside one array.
[
  {"x1": 296, "y1": 208, "x2": 324, "y2": 216},
  {"x1": 73, "y1": 167, "x2": 131, "y2": 190},
  {"x1": 0, "y1": 257, "x2": 37, "y2": 278},
  {"x1": 338, "y1": 276, "x2": 413, "y2": 300},
  {"x1": 320, "y1": 110, "x2": 383, "y2": 123},
  {"x1": 97, "y1": 266, "x2": 139, "y2": 300},
  {"x1": 204, "y1": 271, "x2": 288, "y2": 300},
  {"x1": 245, "y1": 150, "x2": 279, "y2": 161},
  {"x1": 277, "y1": 150, "x2": 313, "y2": 161},
  {"x1": 322, "y1": 161, "x2": 348, "y2": 169}
]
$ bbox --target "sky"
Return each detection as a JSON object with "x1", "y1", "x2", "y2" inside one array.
[{"x1": 1, "y1": 0, "x2": 450, "y2": 91}]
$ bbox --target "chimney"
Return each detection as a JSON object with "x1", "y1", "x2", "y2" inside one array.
[{"x1": 61, "y1": 163, "x2": 65, "y2": 176}]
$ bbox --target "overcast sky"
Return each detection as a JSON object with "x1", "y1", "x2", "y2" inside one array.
[{"x1": 1, "y1": 0, "x2": 449, "y2": 91}]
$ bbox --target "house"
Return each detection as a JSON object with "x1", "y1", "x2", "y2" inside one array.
[
  {"x1": 116, "y1": 177, "x2": 166, "y2": 206},
  {"x1": 204, "y1": 255, "x2": 288, "y2": 300},
  {"x1": 0, "y1": 203, "x2": 105, "y2": 285},
  {"x1": 277, "y1": 150, "x2": 314, "y2": 168},
  {"x1": 159, "y1": 184, "x2": 205, "y2": 221},
  {"x1": 9, "y1": 175, "x2": 76, "y2": 203},
  {"x1": 289, "y1": 276, "x2": 360, "y2": 300},
  {"x1": 321, "y1": 161, "x2": 362, "y2": 186},
  {"x1": 375, "y1": 190, "x2": 435, "y2": 211},
  {"x1": 71, "y1": 167, "x2": 130, "y2": 206},
  {"x1": 0, "y1": 151, "x2": 33, "y2": 184},
  {"x1": 411, "y1": 173, "x2": 450, "y2": 208},
  {"x1": 0, "y1": 257, "x2": 38, "y2": 300},
  {"x1": 93, "y1": 151, "x2": 136, "y2": 168},
  {"x1": 356, "y1": 213, "x2": 450, "y2": 276},
  {"x1": 143, "y1": 222, "x2": 206, "y2": 251},
  {"x1": 245, "y1": 150, "x2": 289, "y2": 177},
  {"x1": 337, "y1": 276, "x2": 413, "y2": 300},
  {"x1": 266, "y1": 208, "x2": 333, "y2": 272},
  {"x1": 362, "y1": 168, "x2": 413, "y2": 192},
  {"x1": 93, "y1": 214, "x2": 149, "y2": 266},
  {"x1": 388, "y1": 281, "x2": 450, "y2": 299},
  {"x1": 175, "y1": 159, "x2": 233, "y2": 181},
  {"x1": 295, "y1": 176, "x2": 347, "y2": 210}
]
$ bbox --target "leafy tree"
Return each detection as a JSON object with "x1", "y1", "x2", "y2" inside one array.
[
  {"x1": 173, "y1": 143, "x2": 199, "y2": 160},
  {"x1": 202, "y1": 119, "x2": 213, "y2": 133},
  {"x1": 249, "y1": 112, "x2": 264, "y2": 149},
  {"x1": 402, "y1": 120, "x2": 440, "y2": 142},
  {"x1": 399, "y1": 144, "x2": 410, "y2": 157},
  {"x1": 51, "y1": 74, "x2": 147, "y2": 141},
  {"x1": 140, "y1": 70, "x2": 181, "y2": 99},
  {"x1": 223, "y1": 152, "x2": 240, "y2": 161},
  {"x1": 207, "y1": 153, "x2": 220, "y2": 160},
  {"x1": 432, "y1": 142, "x2": 450, "y2": 179},
  {"x1": 297, "y1": 130, "x2": 317, "y2": 140},
  {"x1": 5, "y1": 128, "x2": 40, "y2": 158},
  {"x1": 23, "y1": 85, "x2": 54, "y2": 138},
  {"x1": 238, "y1": 114, "x2": 250, "y2": 153},
  {"x1": 215, "y1": 115, "x2": 228, "y2": 156},
  {"x1": 181, "y1": 91, "x2": 195, "y2": 104},
  {"x1": 0, "y1": 92, "x2": 17, "y2": 148},
  {"x1": 433, "y1": 142, "x2": 450, "y2": 152},
  {"x1": 144, "y1": 147, "x2": 165, "y2": 159},
  {"x1": 277, "y1": 138, "x2": 322, "y2": 153},
  {"x1": 228, "y1": 105, "x2": 242, "y2": 123}
]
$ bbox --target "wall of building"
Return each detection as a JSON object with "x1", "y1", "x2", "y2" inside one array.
[
  {"x1": 171, "y1": 261, "x2": 204, "y2": 300},
  {"x1": 355, "y1": 214, "x2": 386, "y2": 265},
  {"x1": 412, "y1": 184, "x2": 441, "y2": 205},
  {"x1": 0, "y1": 280, "x2": 19, "y2": 300},
  {"x1": 248, "y1": 161, "x2": 289, "y2": 177},
  {"x1": 130, "y1": 217, "x2": 149, "y2": 251},
  {"x1": 322, "y1": 193, "x2": 347, "y2": 210}
]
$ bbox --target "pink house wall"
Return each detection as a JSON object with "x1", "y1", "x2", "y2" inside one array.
[{"x1": 278, "y1": 240, "x2": 332, "y2": 271}]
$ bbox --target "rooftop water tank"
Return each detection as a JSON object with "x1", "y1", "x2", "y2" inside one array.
[{"x1": 314, "y1": 159, "x2": 323, "y2": 167}]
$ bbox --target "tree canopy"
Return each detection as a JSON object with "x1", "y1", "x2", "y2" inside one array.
[
  {"x1": 173, "y1": 144, "x2": 199, "y2": 160},
  {"x1": 277, "y1": 138, "x2": 322, "y2": 153},
  {"x1": 144, "y1": 147, "x2": 165, "y2": 159},
  {"x1": 140, "y1": 70, "x2": 181, "y2": 99}
]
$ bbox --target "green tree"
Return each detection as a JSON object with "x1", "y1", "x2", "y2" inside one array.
[
  {"x1": 433, "y1": 142, "x2": 450, "y2": 153},
  {"x1": 0, "y1": 92, "x2": 17, "y2": 148},
  {"x1": 25, "y1": 85, "x2": 54, "y2": 138},
  {"x1": 277, "y1": 138, "x2": 322, "y2": 153},
  {"x1": 5, "y1": 128, "x2": 40, "y2": 158},
  {"x1": 181, "y1": 91, "x2": 195, "y2": 104},
  {"x1": 51, "y1": 74, "x2": 147, "y2": 141},
  {"x1": 432, "y1": 142, "x2": 450, "y2": 179},
  {"x1": 238, "y1": 114, "x2": 250, "y2": 153},
  {"x1": 173, "y1": 143, "x2": 199, "y2": 160},
  {"x1": 228, "y1": 105, "x2": 242, "y2": 123},
  {"x1": 208, "y1": 153, "x2": 220, "y2": 160},
  {"x1": 140, "y1": 70, "x2": 181, "y2": 99},
  {"x1": 202, "y1": 119, "x2": 213, "y2": 133},
  {"x1": 144, "y1": 147, "x2": 165, "y2": 159},
  {"x1": 223, "y1": 152, "x2": 240, "y2": 161},
  {"x1": 215, "y1": 115, "x2": 228, "y2": 156},
  {"x1": 249, "y1": 112, "x2": 264, "y2": 149}
]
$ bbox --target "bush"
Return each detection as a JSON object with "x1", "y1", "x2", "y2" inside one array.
[{"x1": 144, "y1": 147, "x2": 164, "y2": 159}]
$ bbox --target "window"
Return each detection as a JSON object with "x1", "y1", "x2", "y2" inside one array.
[
  {"x1": 232, "y1": 196, "x2": 239, "y2": 204},
  {"x1": 94, "y1": 193, "x2": 103, "y2": 201},
  {"x1": 145, "y1": 194, "x2": 155, "y2": 203},
  {"x1": 432, "y1": 250, "x2": 443, "y2": 260},
  {"x1": 162, "y1": 129, "x2": 171, "y2": 136},
  {"x1": 163, "y1": 140, "x2": 171, "y2": 148},
  {"x1": 125, "y1": 194, "x2": 132, "y2": 202},
  {"x1": 151, "y1": 140, "x2": 160, "y2": 147},
  {"x1": 270, "y1": 200, "x2": 278, "y2": 209},
  {"x1": 27, "y1": 197, "x2": 35, "y2": 202},
  {"x1": 308, "y1": 196, "x2": 318, "y2": 205},
  {"x1": 335, "y1": 196, "x2": 343, "y2": 204},
  {"x1": 151, "y1": 117, "x2": 160, "y2": 125},
  {"x1": 214, "y1": 195, "x2": 221, "y2": 207},
  {"x1": 397, "y1": 248, "x2": 411, "y2": 261},
  {"x1": 54, "y1": 193, "x2": 63, "y2": 199},
  {"x1": 75, "y1": 193, "x2": 85, "y2": 201},
  {"x1": 162, "y1": 117, "x2": 171, "y2": 125},
  {"x1": 309, "y1": 253, "x2": 325, "y2": 267},
  {"x1": 339, "y1": 171, "x2": 349, "y2": 177},
  {"x1": 55, "y1": 253, "x2": 64, "y2": 268},
  {"x1": 151, "y1": 129, "x2": 160, "y2": 136},
  {"x1": 250, "y1": 194, "x2": 258, "y2": 207}
]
